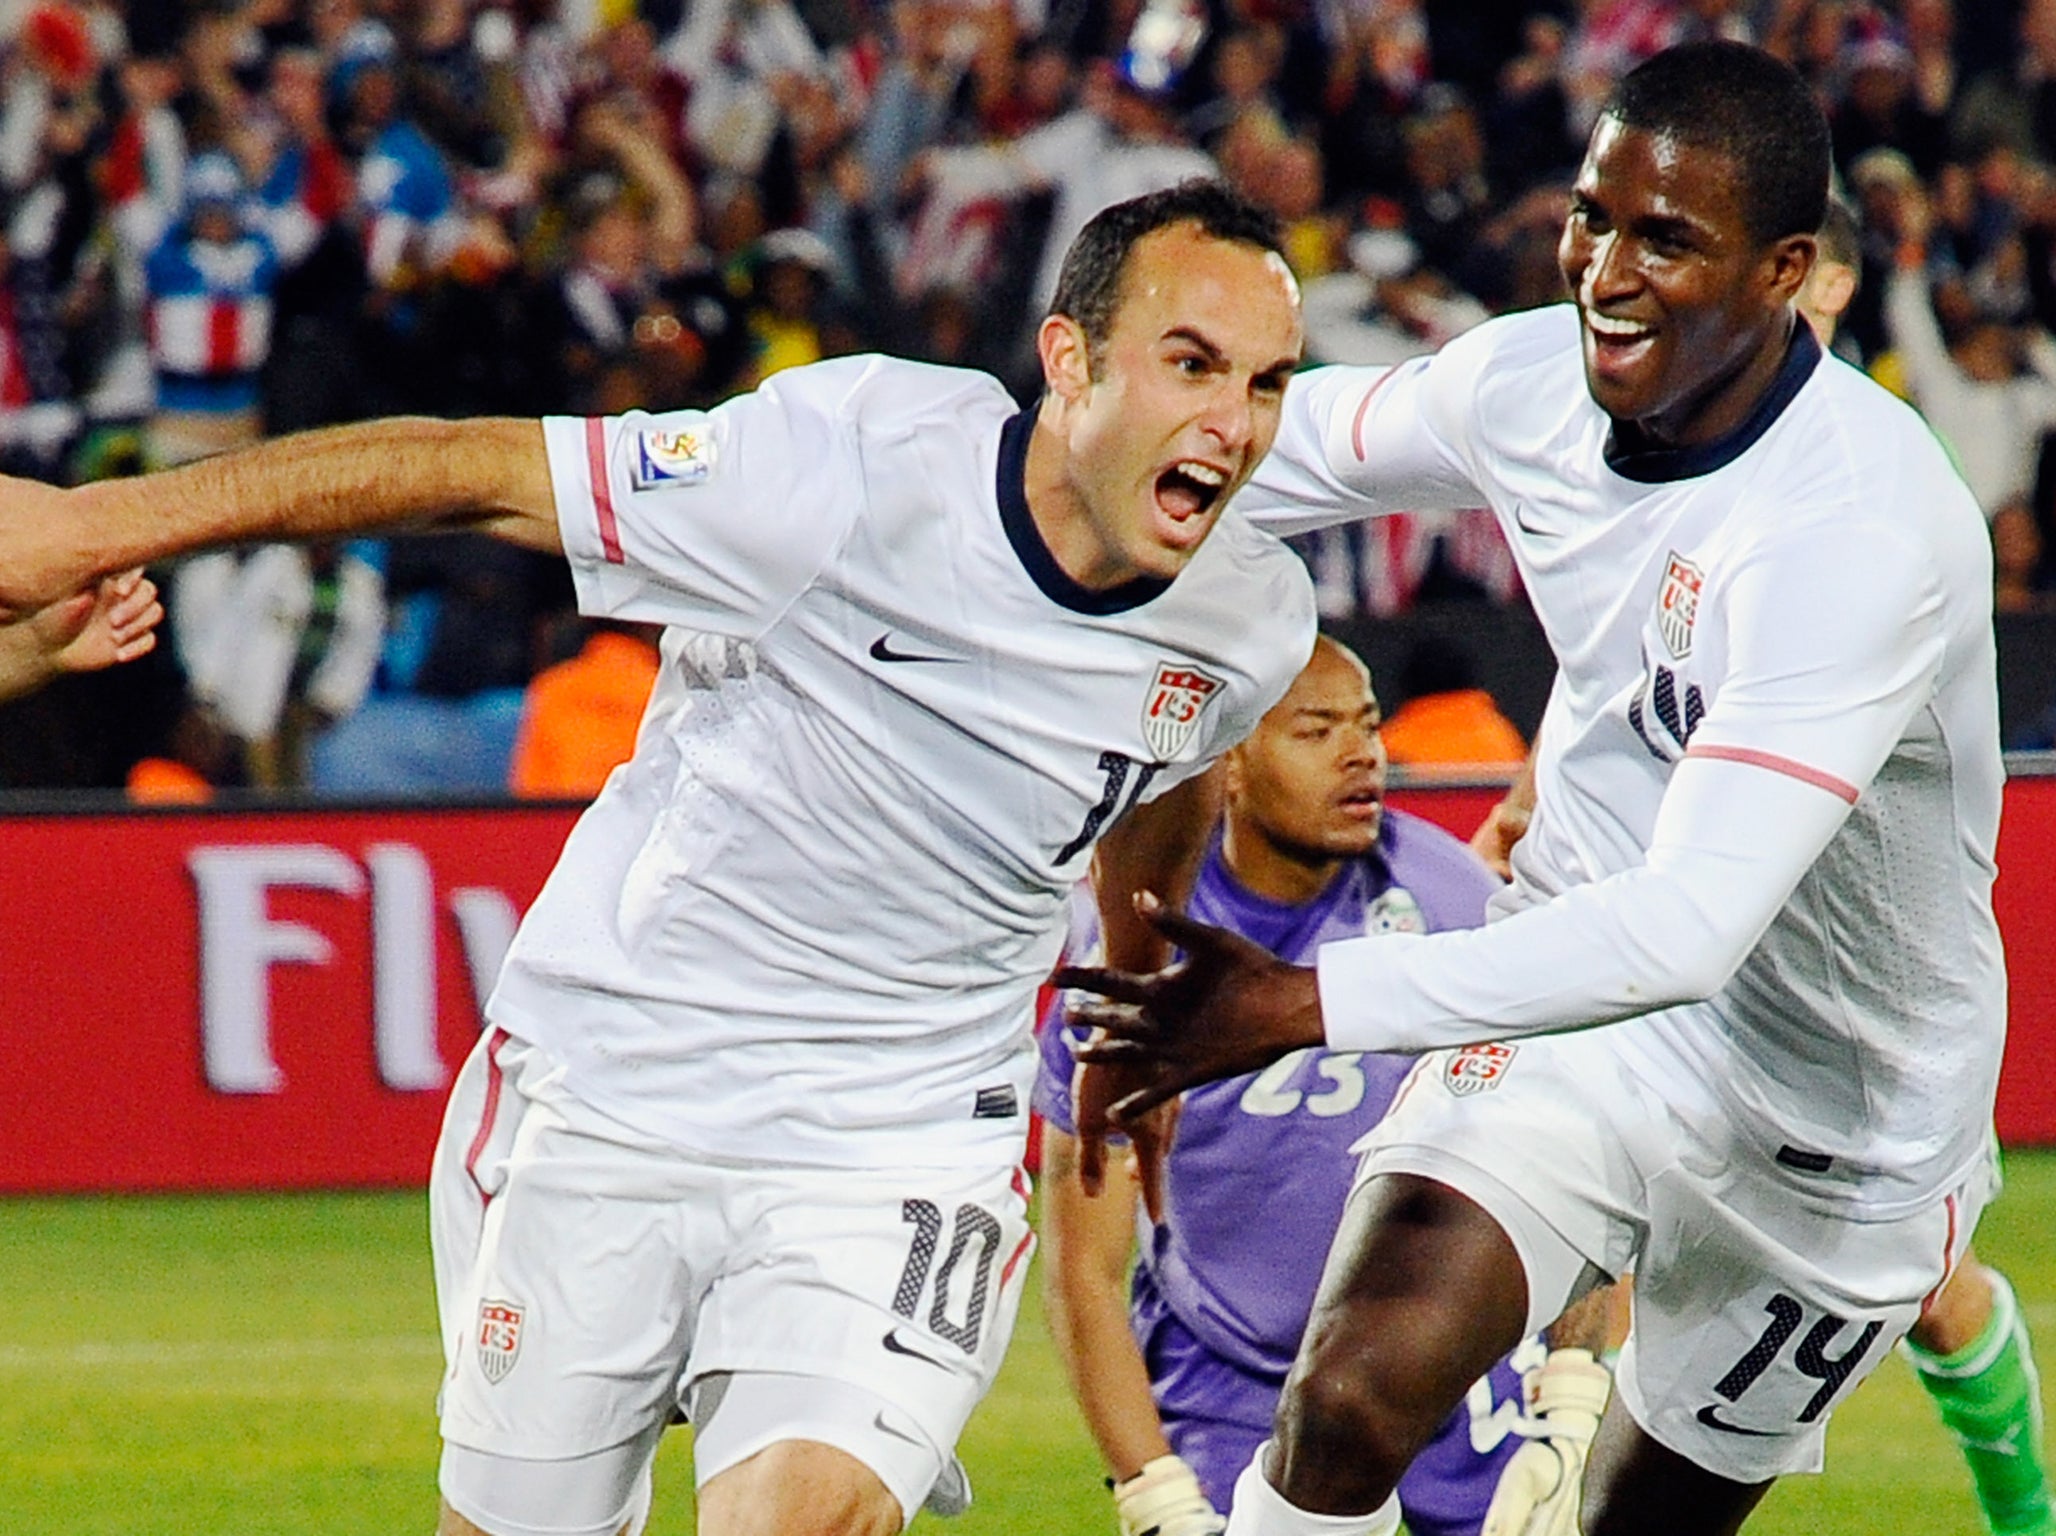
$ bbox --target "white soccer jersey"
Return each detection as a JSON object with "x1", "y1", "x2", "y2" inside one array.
[
  {"x1": 1239, "y1": 304, "x2": 2005, "y2": 1216},
  {"x1": 492, "y1": 356, "x2": 1316, "y2": 1168}
]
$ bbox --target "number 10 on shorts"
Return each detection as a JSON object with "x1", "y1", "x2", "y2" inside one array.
[{"x1": 892, "y1": 1199, "x2": 1004, "y2": 1353}]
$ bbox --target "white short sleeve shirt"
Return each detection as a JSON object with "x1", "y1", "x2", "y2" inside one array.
[{"x1": 496, "y1": 356, "x2": 1317, "y2": 1167}]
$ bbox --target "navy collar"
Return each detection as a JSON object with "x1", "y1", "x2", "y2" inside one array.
[
  {"x1": 996, "y1": 407, "x2": 1174, "y2": 615},
  {"x1": 1602, "y1": 318, "x2": 1821, "y2": 484}
]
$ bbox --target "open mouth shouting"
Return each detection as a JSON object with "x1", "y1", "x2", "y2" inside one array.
[{"x1": 1153, "y1": 459, "x2": 1232, "y2": 538}]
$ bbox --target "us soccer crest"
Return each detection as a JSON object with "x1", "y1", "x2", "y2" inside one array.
[
  {"x1": 1444, "y1": 1042, "x2": 1517, "y2": 1096},
  {"x1": 631, "y1": 420, "x2": 714, "y2": 489},
  {"x1": 476, "y1": 1299, "x2": 525, "y2": 1383},
  {"x1": 1141, "y1": 662, "x2": 1225, "y2": 760},
  {"x1": 1657, "y1": 551, "x2": 1703, "y2": 660}
]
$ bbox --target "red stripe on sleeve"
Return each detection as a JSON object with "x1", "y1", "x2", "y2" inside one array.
[
  {"x1": 1683, "y1": 743, "x2": 1860, "y2": 804},
  {"x1": 1350, "y1": 366, "x2": 1403, "y2": 461},
  {"x1": 585, "y1": 416, "x2": 624, "y2": 564}
]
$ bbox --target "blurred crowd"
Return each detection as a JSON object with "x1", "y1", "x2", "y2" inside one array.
[{"x1": 2, "y1": 0, "x2": 2053, "y2": 795}]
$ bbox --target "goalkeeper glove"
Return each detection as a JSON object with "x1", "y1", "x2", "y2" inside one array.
[
  {"x1": 1114, "y1": 1454, "x2": 1227, "y2": 1536},
  {"x1": 1482, "y1": 1347, "x2": 1613, "y2": 1536}
]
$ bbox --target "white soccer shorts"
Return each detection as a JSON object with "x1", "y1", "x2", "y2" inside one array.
[
  {"x1": 430, "y1": 1028, "x2": 1035, "y2": 1525},
  {"x1": 1350, "y1": 1027, "x2": 1992, "y2": 1484}
]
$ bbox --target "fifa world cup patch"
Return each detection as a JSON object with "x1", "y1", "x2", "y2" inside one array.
[
  {"x1": 476, "y1": 1298, "x2": 525, "y2": 1383},
  {"x1": 1444, "y1": 1042, "x2": 1517, "y2": 1096},
  {"x1": 1140, "y1": 661, "x2": 1225, "y2": 760},
  {"x1": 1657, "y1": 550, "x2": 1704, "y2": 660},
  {"x1": 630, "y1": 420, "x2": 715, "y2": 489}
]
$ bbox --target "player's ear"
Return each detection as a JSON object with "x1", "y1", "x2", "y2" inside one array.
[
  {"x1": 1222, "y1": 745, "x2": 1247, "y2": 803},
  {"x1": 1039, "y1": 312, "x2": 1093, "y2": 404},
  {"x1": 1765, "y1": 232, "x2": 1815, "y2": 304}
]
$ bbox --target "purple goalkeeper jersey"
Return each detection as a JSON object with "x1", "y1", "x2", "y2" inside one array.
[{"x1": 1037, "y1": 809, "x2": 1533, "y2": 1530}]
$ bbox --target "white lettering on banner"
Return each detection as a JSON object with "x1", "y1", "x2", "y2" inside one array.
[
  {"x1": 191, "y1": 845, "x2": 365, "y2": 1093},
  {"x1": 450, "y1": 887, "x2": 519, "y2": 1016},
  {"x1": 367, "y1": 843, "x2": 447, "y2": 1092},
  {"x1": 191, "y1": 842, "x2": 520, "y2": 1097}
]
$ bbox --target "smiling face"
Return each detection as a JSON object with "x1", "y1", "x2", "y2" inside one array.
[
  {"x1": 1559, "y1": 116, "x2": 1814, "y2": 445},
  {"x1": 1032, "y1": 223, "x2": 1302, "y2": 587},
  {"x1": 1223, "y1": 640, "x2": 1387, "y2": 902}
]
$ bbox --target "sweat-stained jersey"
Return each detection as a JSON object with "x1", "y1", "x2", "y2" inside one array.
[
  {"x1": 491, "y1": 355, "x2": 1317, "y2": 1169},
  {"x1": 1238, "y1": 304, "x2": 2005, "y2": 1217}
]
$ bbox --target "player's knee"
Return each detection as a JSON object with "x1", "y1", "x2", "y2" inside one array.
[
  {"x1": 1274, "y1": 1352, "x2": 1420, "y2": 1497},
  {"x1": 697, "y1": 1440, "x2": 904, "y2": 1536}
]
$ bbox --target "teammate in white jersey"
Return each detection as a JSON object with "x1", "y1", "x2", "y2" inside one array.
[
  {"x1": 1066, "y1": 42, "x2": 2007, "y2": 1536},
  {"x1": 0, "y1": 181, "x2": 1316, "y2": 1536}
]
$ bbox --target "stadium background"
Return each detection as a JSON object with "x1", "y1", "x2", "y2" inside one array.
[{"x1": 6, "y1": 0, "x2": 2056, "y2": 1527}]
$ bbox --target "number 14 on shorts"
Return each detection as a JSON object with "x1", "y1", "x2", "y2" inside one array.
[{"x1": 1698, "y1": 1292, "x2": 1884, "y2": 1435}]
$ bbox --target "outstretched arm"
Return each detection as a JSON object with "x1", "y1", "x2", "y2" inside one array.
[
  {"x1": 1040, "y1": 1127, "x2": 1166, "y2": 1479},
  {"x1": 0, "y1": 417, "x2": 556, "y2": 617}
]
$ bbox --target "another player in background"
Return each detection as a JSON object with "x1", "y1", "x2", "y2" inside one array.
[
  {"x1": 1067, "y1": 42, "x2": 2008, "y2": 1536},
  {"x1": 1039, "y1": 635, "x2": 1609, "y2": 1536},
  {"x1": 0, "y1": 572, "x2": 159, "y2": 704},
  {"x1": 0, "y1": 181, "x2": 1317, "y2": 1536}
]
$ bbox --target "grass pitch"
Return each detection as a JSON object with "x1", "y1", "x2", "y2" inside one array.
[{"x1": 5, "y1": 1155, "x2": 2052, "y2": 1534}]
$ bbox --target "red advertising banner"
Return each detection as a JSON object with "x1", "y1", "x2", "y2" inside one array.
[
  {"x1": 0, "y1": 803, "x2": 576, "y2": 1192},
  {"x1": 4, "y1": 780, "x2": 2056, "y2": 1192}
]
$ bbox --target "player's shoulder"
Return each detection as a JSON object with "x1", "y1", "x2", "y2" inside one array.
[
  {"x1": 1759, "y1": 352, "x2": 1981, "y2": 540},
  {"x1": 756, "y1": 353, "x2": 1016, "y2": 442},
  {"x1": 1421, "y1": 304, "x2": 1588, "y2": 438},
  {"x1": 1190, "y1": 512, "x2": 1320, "y2": 644},
  {"x1": 1434, "y1": 303, "x2": 1581, "y2": 383},
  {"x1": 1380, "y1": 806, "x2": 1492, "y2": 878}
]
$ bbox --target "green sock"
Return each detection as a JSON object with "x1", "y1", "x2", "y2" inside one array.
[{"x1": 1906, "y1": 1271, "x2": 2056, "y2": 1536}]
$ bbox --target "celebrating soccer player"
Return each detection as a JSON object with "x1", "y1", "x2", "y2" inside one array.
[{"x1": 1068, "y1": 41, "x2": 2012, "y2": 1536}]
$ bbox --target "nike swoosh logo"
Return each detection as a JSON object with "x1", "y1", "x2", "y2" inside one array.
[
  {"x1": 870, "y1": 633, "x2": 960, "y2": 665},
  {"x1": 1512, "y1": 502, "x2": 1558, "y2": 537},
  {"x1": 873, "y1": 1410, "x2": 926, "y2": 1448},
  {"x1": 1696, "y1": 1404, "x2": 1781, "y2": 1437},
  {"x1": 882, "y1": 1328, "x2": 952, "y2": 1370}
]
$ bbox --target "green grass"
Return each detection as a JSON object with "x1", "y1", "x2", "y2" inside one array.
[{"x1": 4, "y1": 1156, "x2": 2054, "y2": 1533}]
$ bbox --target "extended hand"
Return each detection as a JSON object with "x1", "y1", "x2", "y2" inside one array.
[
  {"x1": 0, "y1": 571, "x2": 161, "y2": 704},
  {"x1": 1058, "y1": 891, "x2": 1324, "y2": 1125}
]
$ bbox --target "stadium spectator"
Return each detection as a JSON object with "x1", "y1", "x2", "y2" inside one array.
[
  {"x1": 918, "y1": 55, "x2": 1216, "y2": 363},
  {"x1": 507, "y1": 617, "x2": 658, "y2": 800},
  {"x1": 1378, "y1": 635, "x2": 1527, "y2": 773},
  {"x1": 142, "y1": 152, "x2": 278, "y2": 469},
  {"x1": 9, "y1": 0, "x2": 2056, "y2": 791},
  {"x1": 1879, "y1": 174, "x2": 2056, "y2": 536},
  {"x1": 173, "y1": 538, "x2": 385, "y2": 788},
  {"x1": 125, "y1": 695, "x2": 235, "y2": 804}
]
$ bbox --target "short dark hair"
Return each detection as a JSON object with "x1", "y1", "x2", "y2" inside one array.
[
  {"x1": 1048, "y1": 179, "x2": 1286, "y2": 362},
  {"x1": 1817, "y1": 191, "x2": 1861, "y2": 272},
  {"x1": 1605, "y1": 41, "x2": 1830, "y2": 246}
]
